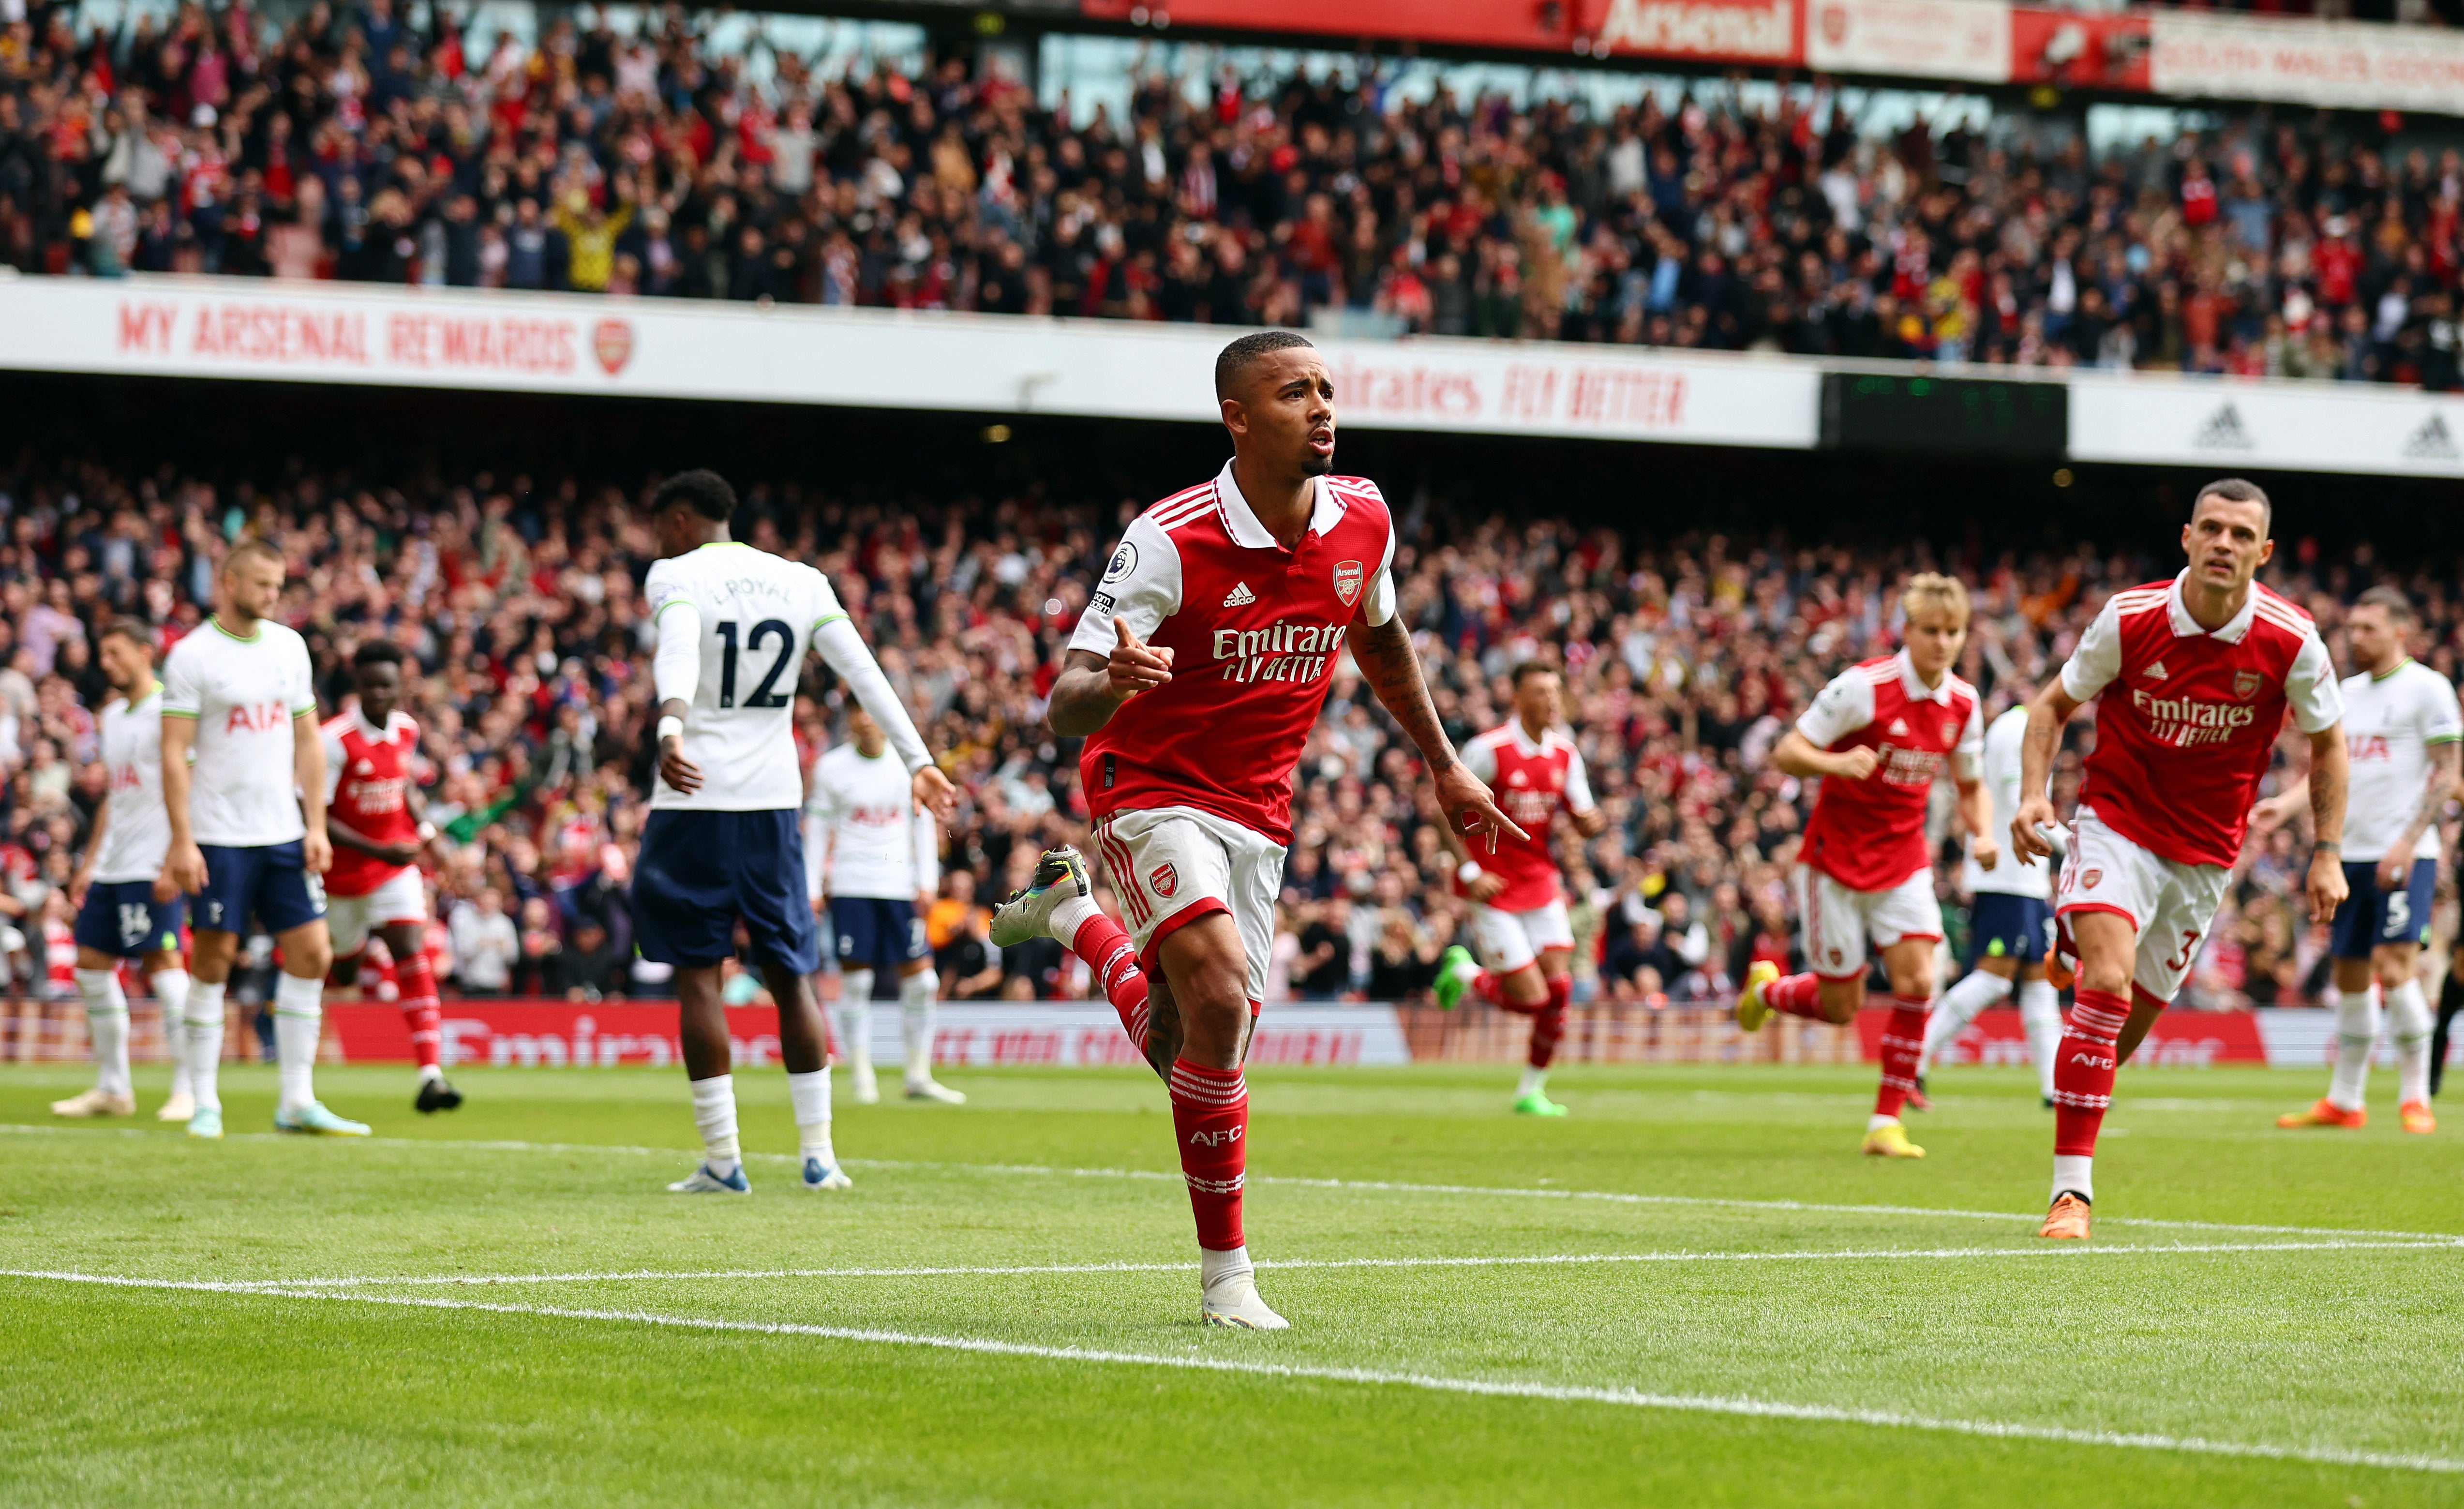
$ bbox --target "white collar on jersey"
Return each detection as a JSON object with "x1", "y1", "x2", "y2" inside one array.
[
  {"x1": 2163, "y1": 569, "x2": 2258, "y2": 643},
  {"x1": 1893, "y1": 648, "x2": 1957, "y2": 705},
  {"x1": 351, "y1": 706, "x2": 405, "y2": 741},
  {"x1": 1505, "y1": 717, "x2": 1556, "y2": 756},
  {"x1": 1212, "y1": 461, "x2": 1344, "y2": 550}
]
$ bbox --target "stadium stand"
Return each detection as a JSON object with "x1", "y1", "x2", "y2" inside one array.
[
  {"x1": 2, "y1": 2, "x2": 2460, "y2": 386},
  {"x1": 0, "y1": 432, "x2": 2431, "y2": 1041}
]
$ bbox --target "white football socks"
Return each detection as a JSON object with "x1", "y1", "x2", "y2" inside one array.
[
  {"x1": 1517, "y1": 1065, "x2": 1548, "y2": 1098},
  {"x1": 2389, "y1": 977, "x2": 2434, "y2": 1106},
  {"x1": 900, "y1": 969, "x2": 941, "y2": 1087},
  {"x1": 272, "y1": 972, "x2": 326, "y2": 1114},
  {"x1": 1199, "y1": 1244, "x2": 1254, "y2": 1298},
  {"x1": 2053, "y1": 1153, "x2": 2093, "y2": 1205},
  {"x1": 2017, "y1": 978, "x2": 2062, "y2": 1102},
  {"x1": 2328, "y1": 986, "x2": 2382, "y2": 1112},
  {"x1": 1919, "y1": 969, "x2": 2012, "y2": 1075},
  {"x1": 75, "y1": 968, "x2": 130, "y2": 1097},
  {"x1": 150, "y1": 969, "x2": 193, "y2": 1101},
  {"x1": 1049, "y1": 892, "x2": 1099, "y2": 945},
  {"x1": 184, "y1": 979, "x2": 228, "y2": 1112},
  {"x1": 689, "y1": 1073, "x2": 741, "y2": 1177},
  {"x1": 787, "y1": 1068, "x2": 835, "y2": 1168},
  {"x1": 837, "y1": 969, "x2": 875, "y2": 1080}
]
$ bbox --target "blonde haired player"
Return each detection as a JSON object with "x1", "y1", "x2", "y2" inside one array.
[{"x1": 1736, "y1": 572, "x2": 1992, "y2": 1159}]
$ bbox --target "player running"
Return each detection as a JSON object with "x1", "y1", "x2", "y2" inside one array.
[
  {"x1": 1431, "y1": 660, "x2": 1608, "y2": 1116},
  {"x1": 641, "y1": 469, "x2": 954, "y2": 1196},
  {"x1": 2013, "y1": 479, "x2": 2346, "y2": 1240},
  {"x1": 321, "y1": 641, "x2": 460, "y2": 1114},
  {"x1": 988, "y1": 330, "x2": 1519, "y2": 1329},
  {"x1": 51, "y1": 620, "x2": 193, "y2": 1121},
  {"x1": 2254, "y1": 586, "x2": 2458, "y2": 1136},
  {"x1": 812, "y1": 705, "x2": 958, "y2": 1106},
  {"x1": 1734, "y1": 573, "x2": 1992, "y2": 1160},
  {"x1": 161, "y1": 539, "x2": 360, "y2": 1140},
  {"x1": 1912, "y1": 698, "x2": 2064, "y2": 1107}
]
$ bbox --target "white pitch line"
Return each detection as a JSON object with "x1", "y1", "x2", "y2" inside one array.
[
  {"x1": 177, "y1": 1237, "x2": 2464, "y2": 1291},
  {"x1": 3, "y1": 1268, "x2": 2456, "y2": 1477},
  {"x1": 6, "y1": 1122, "x2": 2459, "y2": 1245}
]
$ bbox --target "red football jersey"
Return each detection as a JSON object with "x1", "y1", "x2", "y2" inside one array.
[
  {"x1": 2061, "y1": 575, "x2": 2341, "y2": 868},
  {"x1": 1796, "y1": 651, "x2": 1984, "y2": 893},
  {"x1": 1451, "y1": 720, "x2": 1595, "y2": 912},
  {"x1": 320, "y1": 709, "x2": 422, "y2": 898},
  {"x1": 1071, "y1": 462, "x2": 1397, "y2": 844}
]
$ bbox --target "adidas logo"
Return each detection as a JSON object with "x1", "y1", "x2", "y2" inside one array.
[
  {"x1": 2404, "y1": 413, "x2": 2459, "y2": 461},
  {"x1": 2194, "y1": 402, "x2": 2254, "y2": 451},
  {"x1": 1888, "y1": 718, "x2": 1910, "y2": 735},
  {"x1": 2144, "y1": 659, "x2": 2168, "y2": 681},
  {"x1": 1222, "y1": 581, "x2": 1256, "y2": 607}
]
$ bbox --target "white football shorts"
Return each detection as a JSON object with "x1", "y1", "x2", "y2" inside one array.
[
  {"x1": 1468, "y1": 898, "x2": 1575, "y2": 974},
  {"x1": 1793, "y1": 863, "x2": 1940, "y2": 980},
  {"x1": 325, "y1": 866, "x2": 429, "y2": 956},
  {"x1": 2056, "y1": 804, "x2": 2232, "y2": 1005},
  {"x1": 1093, "y1": 805, "x2": 1285, "y2": 1008}
]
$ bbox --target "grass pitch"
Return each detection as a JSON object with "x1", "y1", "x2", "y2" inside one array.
[{"x1": 2, "y1": 1059, "x2": 2460, "y2": 1507}]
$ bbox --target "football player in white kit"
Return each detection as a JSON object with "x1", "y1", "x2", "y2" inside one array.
[
  {"x1": 161, "y1": 539, "x2": 358, "y2": 1140},
  {"x1": 51, "y1": 620, "x2": 194, "y2": 1121},
  {"x1": 811, "y1": 706, "x2": 959, "y2": 1106},
  {"x1": 640, "y1": 470, "x2": 955, "y2": 1195},
  {"x1": 2256, "y1": 586, "x2": 2461, "y2": 1135},
  {"x1": 1913, "y1": 698, "x2": 2065, "y2": 1106}
]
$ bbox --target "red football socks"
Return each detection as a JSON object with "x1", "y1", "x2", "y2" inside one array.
[
  {"x1": 1527, "y1": 974, "x2": 1571, "y2": 1069},
  {"x1": 1872, "y1": 994, "x2": 1929, "y2": 1118},
  {"x1": 1071, "y1": 911, "x2": 1151, "y2": 1051},
  {"x1": 1168, "y1": 1057, "x2": 1247, "y2": 1251},
  {"x1": 2053, "y1": 989, "x2": 2127, "y2": 1156},
  {"x1": 396, "y1": 950, "x2": 443, "y2": 1073},
  {"x1": 1763, "y1": 971, "x2": 1828, "y2": 1020}
]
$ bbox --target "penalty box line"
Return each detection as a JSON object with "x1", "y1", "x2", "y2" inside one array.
[
  {"x1": 165, "y1": 1236, "x2": 2464, "y2": 1291},
  {"x1": 2, "y1": 1268, "x2": 2459, "y2": 1479},
  {"x1": 6, "y1": 1122, "x2": 2460, "y2": 1246}
]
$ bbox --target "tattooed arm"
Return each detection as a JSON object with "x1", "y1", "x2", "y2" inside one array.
[
  {"x1": 2380, "y1": 741, "x2": 2461, "y2": 890},
  {"x1": 1346, "y1": 613, "x2": 1525, "y2": 846},
  {"x1": 2303, "y1": 724, "x2": 2350, "y2": 926}
]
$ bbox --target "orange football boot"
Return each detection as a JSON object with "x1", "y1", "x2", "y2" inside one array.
[
  {"x1": 2039, "y1": 1192, "x2": 2092, "y2": 1240},
  {"x1": 2401, "y1": 1100, "x2": 2437, "y2": 1135},
  {"x1": 2276, "y1": 1098, "x2": 2367, "y2": 1130}
]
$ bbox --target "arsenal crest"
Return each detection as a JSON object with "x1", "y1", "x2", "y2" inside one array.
[
  {"x1": 2081, "y1": 868, "x2": 2103, "y2": 889},
  {"x1": 2232, "y1": 669, "x2": 2263, "y2": 699},
  {"x1": 592, "y1": 318, "x2": 634, "y2": 376},
  {"x1": 1332, "y1": 560, "x2": 1364, "y2": 607},
  {"x1": 1150, "y1": 863, "x2": 1179, "y2": 898}
]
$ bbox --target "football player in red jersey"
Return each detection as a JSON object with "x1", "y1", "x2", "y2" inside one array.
[
  {"x1": 2012, "y1": 479, "x2": 2347, "y2": 1239},
  {"x1": 1733, "y1": 574, "x2": 1994, "y2": 1160},
  {"x1": 1431, "y1": 661, "x2": 1609, "y2": 1115},
  {"x1": 989, "y1": 330, "x2": 1521, "y2": 1330},
  {"x1": 322, "y1": 642, "x2": 458, "y2": 1113}
]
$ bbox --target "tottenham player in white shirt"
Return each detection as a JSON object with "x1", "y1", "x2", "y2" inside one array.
[
  {"x1": 641, "y1": 470, "x2": 956, "y2": 1195},
  {"x1": 2255, "y1": 586, "x2": 2461, "y2": 1135},
  {"x1": 812, "y1": 706, "x2": 959, "y2": 1106},
  {"x1": 1913, "y1": 698, "x2": 2064, "y2": 1106},
  {"x1": 50, "y1": 620, "x2": 194, "y2": 1121},
  {"x1": 160, "y1": 539, "x2": 359, "y2": 1140}
]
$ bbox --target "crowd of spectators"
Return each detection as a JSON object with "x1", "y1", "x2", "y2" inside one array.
[
  {"x1": 4, "y1": 1, "x2": 2464, "y2": 386},
  {"x1": 0, "y1": 449, "x2": 2440, "y2": 1015}
]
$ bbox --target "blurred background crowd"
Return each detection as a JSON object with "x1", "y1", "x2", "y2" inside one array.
[
  {"x1": 3, "y1": 0, "x2": 2463, "y2": 384},
  {"x1": 0, "y1": 445, "x2": 2442, "y2": 1015}
]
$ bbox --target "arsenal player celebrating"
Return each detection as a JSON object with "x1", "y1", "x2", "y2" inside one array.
[
  {"x1": 1734, "y1": 573, "x2": 1992, "y2": 1161},
  {"x1": 322, "y1": 642, "x2": 458, "y2": 1113},
  {"x1": 2012, "y1": 479, "x2": 2346, "y2": 1240},
  {"x1": 1431, "y1": 661, "x2": 1609, "y2": 1116},
  {"x1": 990, "y1": 330, "x2": 1520, "y2": 1330}
]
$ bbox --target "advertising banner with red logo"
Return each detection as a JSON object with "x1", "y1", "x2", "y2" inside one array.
[
  {"x1": 2150, "y1": 11, "x2": 2464, "y2": 113},
  {"x1": 1899, "y1": 1004, "x2": 2268, "y2": 1068},
  {"x1": 328, "y1": 1001, "x2": 1411, "y2": 1069},
  {"x1": 1579, "y1": 0, "x2": 1803, "y2": 66},
  {"x1": 1804, "y1": 0, "x2": 2013, "y2": 83},
  {"x1": 0, "y1": 276, "x2": 1824, "y2": 449},
  {"x1": 2008, "y1": 7, "x2": 2150, "y2": 90},
  {"x1": 1079, "y1": 0, "x2": 1575, "y2": 52}
]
